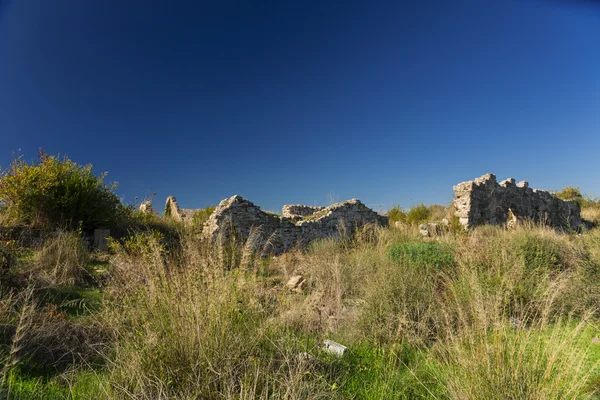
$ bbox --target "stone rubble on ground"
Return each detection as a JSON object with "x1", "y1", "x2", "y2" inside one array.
[
  {"x1": 139, "y1": 201, "x2": 155, "y2": 214},
  {"x1": 286, "y1": 275, "x2": 306, "y2": 292},
  {"x1": 419, "y1": 222, "x2": 441, "y2": 237}
]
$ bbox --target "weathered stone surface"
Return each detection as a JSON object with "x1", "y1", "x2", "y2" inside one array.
[
  {"x1": 453, "y1": 174, "x2": 582, "y2": 230},
  {"x1": 419, "y1": 223, "x2": 441, "y2": 237},
  {"x1": 164, "y1": 196, "x2": 198, "y2": 222},
  {"x1": 286, "y1": 275, "x2": 305, "y2": 292},
  {"x1": 93, "y1": 229, "x2": 110, "y2": 251},
  {"x1": 139, "y1": 201, "x2": 155, "y2": 214},
  {"x1": 202, "y1": 195, "x2": 389, "y2": 255},
  {"x1": 282, "y1": 205, "x2": 325, "y2": 221}
]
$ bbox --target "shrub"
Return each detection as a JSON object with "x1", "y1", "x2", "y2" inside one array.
[
  {"x1": 386, "y1": 205, "x2": 407, "y2": 225},
  {"x1": 406, "y1": 203, "x2": 430, "y2": 225},
  {"x1": 555, "y1": 186, "x2": 583, "y2": 204},
  {"x1": 0, "y1": 152, "x2": 121, "y2": 232},
  {"x1": 556, "y1": 186, "x2": 600, "y2": 209},
  {"x1": 388, "y1": 242, "x2": 455, "y2": 271},
  {"x1": 428, "y1": 204, "x2": 447, "y2": 221}
]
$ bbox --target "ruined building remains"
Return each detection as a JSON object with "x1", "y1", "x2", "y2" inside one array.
[
  {"x1": 453, "y1": 174, "x2": 582, "y2": 230},
  {"x1": 164, "y1": 196, "x2": 199, "y2": 222},
  {"x1": 202, "y1": 195, "x2": 389, "y2": 255},
  {"x1": 139, "y1": 201, "x2": 155, "y2": 214}
]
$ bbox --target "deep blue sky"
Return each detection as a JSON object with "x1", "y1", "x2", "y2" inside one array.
[{"x1": 1, "y1": 0, "x2": 598, "y2": 212}]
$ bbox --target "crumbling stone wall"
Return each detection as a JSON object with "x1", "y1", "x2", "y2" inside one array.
[
  {"x1": 281, "y1": 205, "x2": 325, "y2": 221},
  {"x1": 453, "y1": 174, "x2": 582, "y2": 230},
  {"x1": 202, "y1": 195, "x2": 389, "y2": 255},
  {"x1": 139, "y1": 201, "x2": 155, "y2": 214},
  {"x1": 164, "y1": 196, "x2": 198, "y2": 222}
]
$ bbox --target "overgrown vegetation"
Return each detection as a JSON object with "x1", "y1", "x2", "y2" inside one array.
[
  {"x1": 388, "y1": 241, "x2": 455, "y2": 270},
  {"x1": 556, "y1": 185, "x2": 600, "y2": 209},
  {"x1": 1, "y1": 159, "x2": 600, "y2": 399},
  {"x1": 0, "y1": 152, "x2": 121, "y2": 232},
  {"x1": 387, "y1": 203, "x2": 451, "y2": 226}
]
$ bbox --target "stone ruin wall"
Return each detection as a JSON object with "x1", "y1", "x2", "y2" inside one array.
[
  {"x1": 202, "y1": 195, "x2": 389, "y2": 255},
  {"x1": 453, "y1": 173, "x2": 582, "y2": 230},
  {"x1": 139, "y1": 201, "x2": 155, "y2": 214},
  {"x1": 281, "y1": 204, "x2": 325, "y2": 221},
  {"x1": 139, "y1": 196, "x2": 200, "y2": 222},
  {"x1": 163, "y1": 196, "x2": 199, "y2": 222}
]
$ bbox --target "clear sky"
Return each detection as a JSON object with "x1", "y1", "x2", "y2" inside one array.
[{"x1": 0, "y1": 0, "x2": 598, "y2": 212}]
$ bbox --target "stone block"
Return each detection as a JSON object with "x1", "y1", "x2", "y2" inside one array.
[{"x1": 93, "y1": 229, "x2": 110, "y2": 251}]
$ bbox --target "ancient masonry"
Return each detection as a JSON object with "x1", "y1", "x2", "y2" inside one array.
[
  {"x1": 453, "y1": 174, "x2": 582, "y2": 230},
  {"x1": 202, "y1": 195, "x2": 389, "y2": 255},
  {"x1": 139, "y1": 201, "x2": 155, "y2": 214},
  {"x1": 163, "y1": 196, "x2": 199, "y2": 222}
]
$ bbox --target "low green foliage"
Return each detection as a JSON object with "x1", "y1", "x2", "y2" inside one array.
[
  {"x1": 0, "y1": 152, "x2": 121, "y2": 232},
  {"x1": 388, "y1": 241, "x2": 455, "y2": 270},
  {"x1": 330, "y1": 342, "x2": 443, "y2": 399},
  {"x1": 514, "y1": 233, "x2": 564, "y2": 271}
]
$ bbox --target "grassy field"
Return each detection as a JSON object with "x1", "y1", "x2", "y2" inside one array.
[{"x1": 1, "y1": 215, "x2": 599, "y2": 399}]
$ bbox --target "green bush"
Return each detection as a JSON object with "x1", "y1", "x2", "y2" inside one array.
[
  {"x1": 406, "y1": 203, "x2": 430, "y2": 225},
  {"x1": 556, "y1": 186, "x2": 600, "y2": 209},
  {"x1": 0, "y1": 152, "x2": 120, "y2": 232},
  {"x1": 555, "y1": 186, "x2": 583, "y2": 204},
  {"x1": 388, "y1": 242, "x2": 455, "y2": 270},
  {"x1": 428, "y1": 204, "x2": 447, "y2": 221},
  {"x1": 387, "y1": 205, "x2": 407, "y2": 225}
]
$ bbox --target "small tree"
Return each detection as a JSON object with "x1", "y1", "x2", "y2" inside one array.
[
  {"x1": 0, "y1": 151, "x2": 121, "y2": 232},
  {"x1": 386, "y1": 205, "x2": 407, "y2": 225},
  {"x1": 406, "y1": 203, "x2": 430, "y2": 225},
  {"x1": 555, "y1": 186, "x2": 583, "y2": 206}
]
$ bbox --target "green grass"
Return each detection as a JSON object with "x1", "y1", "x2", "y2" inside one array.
[
  {"x1": 39, "y1": 285, "x2": 104, "y2": 317},
  {"x1": 2, "y1": 221, "x2": 600, "y2": 399},
  {"x1": 388, "y1": 241, "x2": 455, "y2": 270},
  {"x1": 330, "y1": 342, "x2": 444, "y2": 399}
]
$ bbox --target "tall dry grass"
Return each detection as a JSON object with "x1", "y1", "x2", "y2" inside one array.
[
  {"x1": 35, "y1": 230, "x2": 90, "y2": 285},
  {"x1": 3, "y1": 220, "x2": 598, "y2": 399},
  {"x1": 97, "y1": 230, "x2": 335, "y2": 399},
  {"x1": 434, "y1": 269, "x2": 598, "y2": 400}
]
